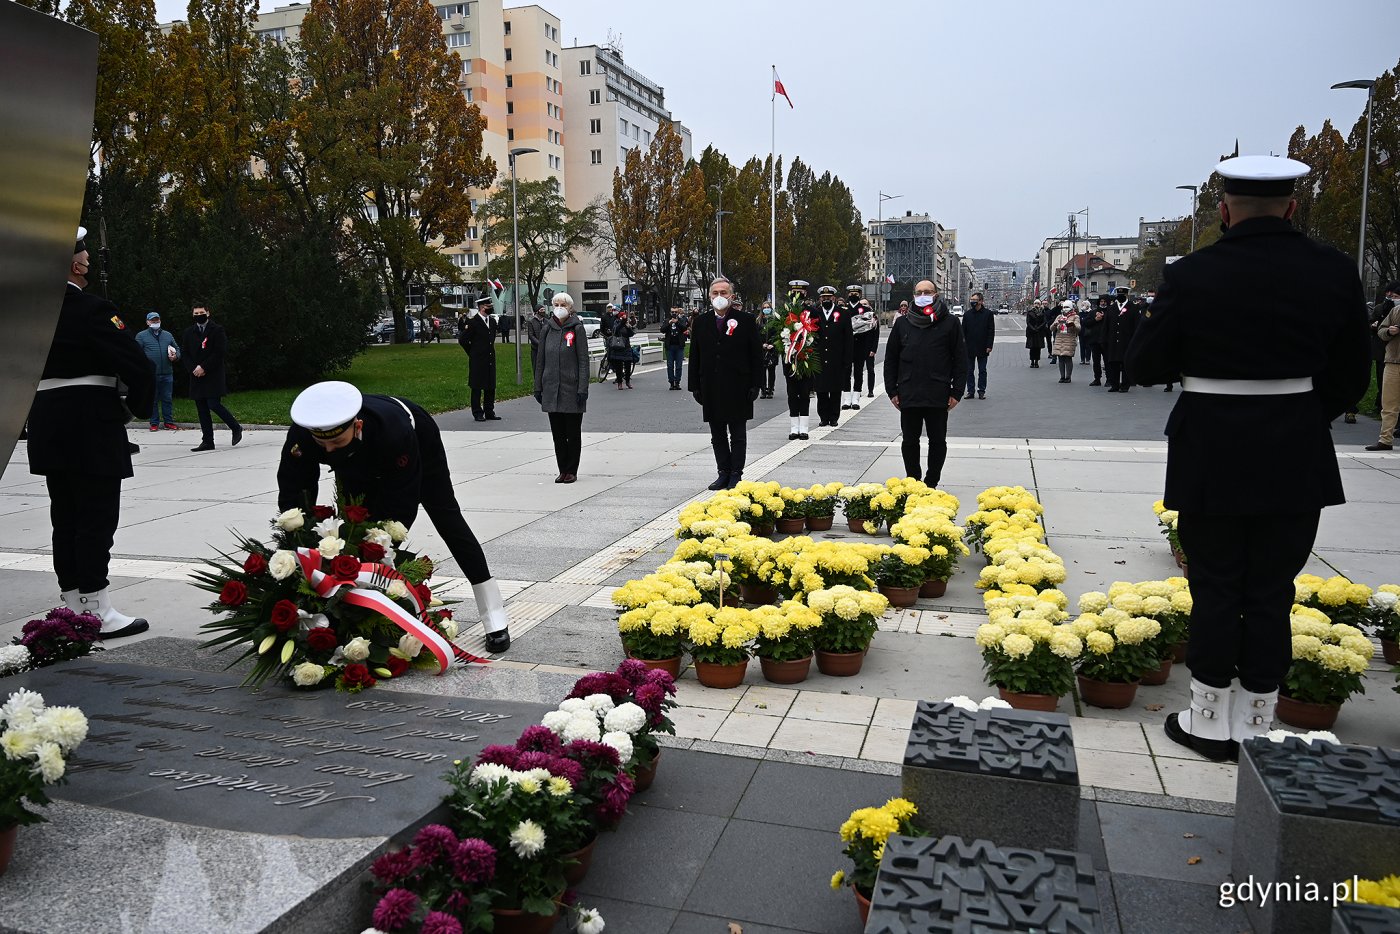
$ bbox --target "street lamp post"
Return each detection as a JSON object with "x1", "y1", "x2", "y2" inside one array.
[
  {"x1": 710, "y1": 182, "x2": 730, "y2": 277},
  {"x1": 509, "y1": 146, "x2": 538, "y2": 384},
  {"x1": 877, "y1": 191, "x2": 901, "y2": 311},
  {"x1": 1332, "y1": 79, "x2": 1376, "y2": 280},
  {"x1": 1175, "y1": 184, "x2": 1198, "y2": 252}
]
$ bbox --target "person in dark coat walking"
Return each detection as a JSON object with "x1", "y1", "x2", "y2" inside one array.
[
  {"x1": 758, "y1": 301, "x2": 780, "y2": 399},
  {"x1": 689, "y1": 277, "x2": 763, "y2": 490},
  {"x1": 960, "y1": 292, "x2": 995, "y2": 399},
  {"x1": 180, "y1": 300, "x2": 242, "y2": 451},
  {"x1": 459, "y1": 296, "x2": 500, "y2": 421},
  {"x1": 846, "y1": 287, "x2": 879, "y2": 408},
  {"x1": 885, "y1": 280, "x2": 967, "y2": 486},
  {"x1": 607, "y1": 310, "x2": 636, "y2": 389},
  {"x1": 29, "y1": 227, "x2": 155, "y2": 638},
  {"x1": 1103, "y1": 288, "x2": 1140, "y2": 392},
  {"x1": 134, "y1": 311, "x2": 180, "y2": 430},
  {"x1": 1082, "y1": 297, "x2": 1109, "y2": 384},
  {"x1": 662, "y1": 307, "x2": 689, "y2": 390},
  {"x1": 1125, "y1": 155, "x2": 1370, "y2": 762},
  {"x1": 1024, "y1": 301, "x2": 1050, "y2": 368},
  {"x1": 810, "y1": 285, "x2": 853, "y2": 426},
  {"x1": 533, "y1": 292, "x2": 590, "y2": 482}
]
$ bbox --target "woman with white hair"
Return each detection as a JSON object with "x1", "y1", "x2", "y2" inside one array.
[
  {"x1": 1051, "y1": 301, "x2": 1082, "y2": 383},
  {"x1": 533, "y1": 292, "x2": 590, "y2": 483}
]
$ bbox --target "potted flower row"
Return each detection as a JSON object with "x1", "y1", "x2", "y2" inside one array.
[
  {"x1": 1279, "y1": 605, "x2": 1374, "y2": 729},
  {"x1": 890, "y1": 507, "x2": 968, "y2": 598},
  {"x1": 776, "y1": 483, "x2": 842, "y2": 533},
  {"x1": 838, "y1": 483, "x2": 899, "y2": 534},
  {"x1": 1368, "y1": 585, "x2": 1400, "y2": 665},
  {"x1": 1079, "y1": 580, "x2": 1192, "y2": 678},
  {"x1": 1152, "y1": 500, "x2": 1184, "y2": 569}
]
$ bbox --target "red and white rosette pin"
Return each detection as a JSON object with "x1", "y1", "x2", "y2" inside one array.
[
  {"x1": 725, "y1": 318, "x2": 738, "y2": 336},
  {"x1": 565, "y1": 331, "x2": 575, "y2": 348}
]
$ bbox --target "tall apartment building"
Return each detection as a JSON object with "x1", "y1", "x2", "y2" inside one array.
[{"x1": 561, "y1": 41, "x2": 691, "y2": 315}]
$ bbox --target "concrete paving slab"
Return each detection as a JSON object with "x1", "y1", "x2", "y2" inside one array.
[{"x1": 1097, "y1": 802, "x2": 1235, "y2": 885}]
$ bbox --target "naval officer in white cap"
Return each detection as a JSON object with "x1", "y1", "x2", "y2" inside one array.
[
  {"x1": 277, "y1": 381, "x2": 511, "y2": 652},
  {"x1": 1126, "y1": 155, "x2": 1370, "y2": 761}
]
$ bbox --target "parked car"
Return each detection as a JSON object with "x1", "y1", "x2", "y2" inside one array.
[
  {"x1": 576, "y1": 315, "x2": 603, "y2": 339},
  {"x1": 372, "y1": 316, "x2": 417, "y2": 343},
  {"x1": 997, "y1": 303, "x2": 1011, "y2": 315},
  {"x1": 950, "y1": 305, "x2": 964, "y2": 317}
]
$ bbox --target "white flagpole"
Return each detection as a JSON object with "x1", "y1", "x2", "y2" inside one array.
[{"x1": 770, "y1": 65, "x2": 777, "y2": 307}]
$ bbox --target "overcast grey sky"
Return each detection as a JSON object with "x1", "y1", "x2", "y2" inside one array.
[{"x1": 155, "y1": 0, "x2": 1399, "y2": 260}]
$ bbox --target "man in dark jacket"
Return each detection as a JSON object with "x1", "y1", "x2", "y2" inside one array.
[
  {"x1": 845, "y1": 285, "x2": 879, "y2": 408},
  {"x1": 1103, "y1": 288, "x2": 1140, "y2": 392},
  {"x1": 689, "y1": 277, "x2": 763, "y2": 490},
  {"x1": 277, "y1": 382, "x2": 511, "y2": 653},
  {"x1": 662, "y1": 306, "x2": 689, "y2": 390},
  {"x1": 181, "y1": 300, "x2": 243, "y2": 451},
  {"x1": 810, "y1": 285, "x2": 853, "y2": 426},
  {"x1": 1082, "y1": 297, "x2": 1109, "y2": 384},
  {"x1": 29, "y1": 227, "x2": 155, "y2": 638},
  {"x1": 885, "y1": 280, "x2": 967, "y2": 486},
  {"x1": 1126, "y1": 155, "x2": 1369, "y2": 761},
  {"x1": 459, "y1": 296, "x2": 500, "y2": 421},
  {"x1": 960, "y1": 292, "x2": 995, "y2": 399}
]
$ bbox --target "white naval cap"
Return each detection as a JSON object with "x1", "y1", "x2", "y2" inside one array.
[
  {"x1": 291, "y1": 381, "x2": 364, "y2": 439},
  {"x1": 75, "y1": 226, "x2": 88, "y2": 253},
  {"x1": 1214, "y1": 156, "x2": 1309, "y2": 196}
]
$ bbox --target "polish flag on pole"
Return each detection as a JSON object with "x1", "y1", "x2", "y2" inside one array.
[
  {"x1": 488, "y1": 278, "x2": 504, "y2": 291},
  {"x1": 774, "y1": 70, "x2": 794, "y2": 108},
  {"x1": 884, "y1": 275, "x2": 895, "y2": 285}
]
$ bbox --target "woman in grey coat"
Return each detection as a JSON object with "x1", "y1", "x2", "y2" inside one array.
[{"x1": 534, "y1": 292, "x2": 590, "y2": 483}]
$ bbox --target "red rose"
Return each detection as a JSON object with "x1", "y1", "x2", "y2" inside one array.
[
  {"x1": 437, "y1": 609, "x2": 453, "y2": 620},
  {"x1": 243, "y1": 552, "x2": 268, "y2": 575},
  {"x1": 270, "y1": 599, "x2": 300, "y2": 634},
  {"x1": 385, "y1": 656, "x2": 410, "y2": 678},
  {"x1": 313, "y1": 505, "x2": 336, "y2": 520},
  {"x1": 358, "y1": 541, "x2": 387, "y2": 563},
  {"x1": 341, "y1": 663, "x2": 376, "y2": 689},
  {"x1": 331, "y1": 555, "x2": 362, "y2": 581},
  {"x1": 413, "y1": 584, "x2": 432, "y2": 607},
  {"x1": 344, "y1": 505, "x2": 371, "y2": 523},
  {"x1": 306, "y1": 627, "x2": 339, "y2": 652},
  {"x1": 219, "y1": 581, "x2": 248, "y2": 607}
]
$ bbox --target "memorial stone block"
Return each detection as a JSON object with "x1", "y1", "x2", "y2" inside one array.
[
  {"x1": 901, "y1": 700, "x2": 1079, "y2": 852},
  {"x1": 865, "y1": 834, "x2": 1102, "y2": 934},
  {"x1": 1233, "y1": 736, "x2": 1400, "y2": 934},
  {"x1": 1333, "y1": 904, "x2": 1400, "y2": 934}
]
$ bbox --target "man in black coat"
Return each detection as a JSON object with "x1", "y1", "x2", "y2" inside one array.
[
  {"x1": 459, "y1": 296, "x2": 500, "y2": 421},
  {"x1": 181, "y1": 300, "x2": 243, "y2": 451},
  {"x1": 1125, "y1": 155, "x2": 1370, "y2": 762},
  {"x1": 960, "y1": 292, "x2": 995, "y2": 399},
  {"x1": 1102, "y1": 288, "x2": 1140, "y2": 392},
  {"x1": 885, "y1": 280, "x2": 967, "y2": 486},
  {"x1": 28, "y1": 227, "x2": 155, "y2": 638},
  {"x1": 689, "y1": 277, "x2": 763, "y2": 490},
  {"x1": 1082, "y1": 296, "x2": 1109, "y2": 380},
  {"x1": 810, "y1": 285, "x2": 853, "y2": 426},
  {"x1": 277, "y1": 382, "x2": 511, "y2": 653}
]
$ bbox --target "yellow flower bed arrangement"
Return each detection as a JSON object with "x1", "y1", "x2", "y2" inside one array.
[
  {"x1": 838, "y1": 483, "x2": 897, "y2": 534},
  {"x1": 974, "y1": 605, "x2": 1082, "y2": 708},
  {"x1": 1295, "y1": 574, "x2": 1374, "y2": 630},
  {"x1": 1279, "y1": 604, "x2": 1374, "y2": 726},
  {"x1": 1068, "y1": 607, "x2": 1163, "y2": 708},
  {"x1": 831, "y1": 797, "x2": 924, "y2": 910},
  {"x1": 773, "y1": 538, "x2": 883, "y2": 598},
  {"x1": 1341, "y1": 875, "x2": 1400, "y2": 909},
  {"x1": 975, "y1": 541, "x2": 1067, "y2": 594}
]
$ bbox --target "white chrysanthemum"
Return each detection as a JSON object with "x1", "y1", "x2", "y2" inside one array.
[
  {"x1": 318, "y1": 536, "x2": 346, "y2": 558},
  {"x1": 274, "y1": 508, "x2": 305, "y2": 531},
  {"x1": 602, "y1": 702, "x2": 648, "y2": 735},
  {"x1": 1300, "y1": 730, "x2": 1340, "y2": 744},
  {"x1": 1372, "y1": 591, "x2": 1398, "y2": 609},
  {"x1": 0, "y1": 645, "x2": 31, "y2": 675},
  {"x1": 516, "y1": 776, "x2": 542, "y2": 794},
  {"x1": 978, "y1": 697, "x2": 1012, "y2": 710},
  {"x1": 562, "y1": 713, "x2": 602, "y2": 743},
  {"x1": 577, "y1": 907, "x2": 606, "y2": 934},
  {"x1": 540, "y1": 710, "x2": 572, "y2": 734},
  {"x1": 342, "y1": 637, "x2": 371, "y2": 662},
  {"x1": 33, "y1": 741, "x2": 66, "y2": 782},
  {"x1": 383, "y1": 520, "x2": 409, "y2": 543},
  {"x1": 1, "y1": 727, "x2": 41, "y2": 760},
  {"x1": 583, "y1": 693, "x2": 616, "y2": 714},
  {"x1": 291, "y1": 663, "x2": 326, "y2": 687},
  {"x1": 509, "y1": 819, "x2": 547, "y2": 858},
  {"x1": 0, "y1": 688, "x2": 45, "y2": 729},
  {"x1": 267, "y1": 550, "x2": 298, "y2": 581},
  {"x1": 941, "y1": 695, "x2": 979, "y2": 712},
  {"x1": 558, "y1": 697, "x2": 591, "y2": 714},
  {"x1": 601, "y1": 731, "x2": 634, "y2": 762},
  {"x1": 470, "y1": 762, "x2": 514, "y2": 787},
  {"x1": 34, "y1": 706, "x2": 87, "y2": 752}
]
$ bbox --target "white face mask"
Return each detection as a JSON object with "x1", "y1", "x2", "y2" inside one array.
[
  {"x1": 711, "y1": 295, "x2": 730, "y2": 312},
  {"x1": 913, "y1": 294, "x2": 934, "y2": 308},
  {"x1": 148, "y1": 323, "x2": 161, "y2": 330},
  {"x1": 552, "y1": 307, "x2": 569, "y2": 319}
]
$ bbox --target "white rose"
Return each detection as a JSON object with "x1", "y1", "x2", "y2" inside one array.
[
  {"x1": 343, "y1": 637, "x2": 371, "y2": 662},
  {"x1": 601, "y1": 731, "x2": 633, "y2": 763},
  {"x1": 314, "y1": 517, "x2": 343, "y2": 539},
  {"x1": 275, "y1": 508, "x2": 305, "y2": 531},
  {"x1": 383, "y1": 521, "x2": 409, "y2": 543},
  {"x1": 397, "y1": 635, "x2": 424, "y2": 659},
  {"x1": 440, "y1": 620, "x2": 458, "y2": 640},
  {"x1": 364, "y1": 528, "x2": 394, "y2": 549},
  {"x1": 318, "y1": 537, "x2": 345, "y2": 558},
  {"x1": 268, "y1": 550, "x2": 298, "y2": 581},
  {"x1": 291, "y1": 663, "x2": 326, "y2": 687},
  {"x1": 583, "y1": 693, "x2": 616, "y2": 714},
  {"x1": 386, "y1": 580, "x2": 409, "y2": 600},
  {"x1": 602, "y1": 702, "x2": 647, "y2": 735}
]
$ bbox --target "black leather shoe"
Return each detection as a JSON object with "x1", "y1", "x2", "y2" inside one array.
[
  {"x1": 190, "y1": 442, "x2": 215, "y2": 452},
  {"x1": 797, "y1": 432, "x2": 809, "y2": 440},
  {"x1": 486, "y1": 414, "x2": 502, "y2": 420},
  {"x1": 1089, "y1": 379, "x2": 1101, "y2": 386},
  {"x1": 484, "y1": 628, "x2": 511, "y2": 653},
  {"x1": 724, "y1": 473, "x2": 743, "y2": 489},
  {"x1": 850, "y1": 403, "x2": 860, "y2": 411},
  {"x1": 707, "y1": 475, "x2": 729, "y2": 491},
  {"x1": 231, "y1": 426, "x2": 243, "y2": 446},
  {"x1": 841, "y1": 404, "x2": 852, "y2": 410},
  {"x1": 1163, "y1": 713, "x2": 1238, "y2": 762},
  {"x1": 978, "y1": 392, "x2": 986, "y2": 400},
  {"x1": 97, "y1": 618, "x2": 150, "y2": 639},
  {"x1": 1365, "y1": 443, "x2": 1393, "y2": 451},
  {"x1": 1164, "y1": 386, "x2": 1174, "y2": 392},
  {"x1": 789, "y1": 433, "x2": 799, "y2": 440},
  {"x1": 473, "y1": 414, "x2": 485, "y2": 422}
]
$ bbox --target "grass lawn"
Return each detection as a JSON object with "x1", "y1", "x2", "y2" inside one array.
[{"x1": 171, "y1": 343, "x2": 537, "y2": 425}]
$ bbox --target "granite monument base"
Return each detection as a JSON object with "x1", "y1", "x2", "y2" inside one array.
[
  {"x1": 1333, "y1": 903, "x2": 1400, "y2": 934},
  {"x1": 900, "y1": 700, "x2": 1080, "y2": 852}
]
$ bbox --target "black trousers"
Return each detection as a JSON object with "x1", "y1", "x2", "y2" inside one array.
[
  {"x1": 195, "y1": 395, "x2": 240, "y2": 443},
  {"x1": 46, "y1": 472, "x2": 121, "y2": 593},
  {"x1": 899, "y1": 406, "x2": 949, "y2": 487},
  {"x1": 415, "y1": 467, "x2": 492, "y2": 585},
  {"x1": 709, "y1": 420, "x2": 747, "y2": 476},
  {"x1": 471, "y1": 386, "x2": 496, "y2": 417},
  {"x1": 1105, "y1": 360, "x2": 1127, "y2": 390},
  {"x1": 763, "y1": 363, "x2": 777, "y2": 393},
  {"x1": 816, "y1": 390, "x2": 842, "y2": 424},
  {"x1": 613, "y1": 359, "x2": 634, "y2": 384},
  {"x1": 851, "y1": 356, "x2": 875, "y2": 392},
  {"x1": 1029, "y1": 341, "x2": 1042, "y2": 363},
  {"x1": 1087, "y1": 344, "x2": 1104, "y2": 380},
  {"x1": 548, "y1": 412, "x2": 583, "y2": 474},
  {"x1": 1178, "y1": 510, "x2": 1320, "y2": 693}
]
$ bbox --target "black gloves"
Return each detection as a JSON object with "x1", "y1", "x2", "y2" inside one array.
[{"x1": 749, "y1": 386, "x2": 761, "y2": 402}]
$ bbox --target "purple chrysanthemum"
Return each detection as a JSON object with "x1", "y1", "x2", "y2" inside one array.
[
  {"x1": 547, "y1": 756, "x2": 584, "y2": 785},
  {"x1": 597, "y1": 772, "x2": 635, "y2": 823},
  {"x1": 615, "y1": 658, "x2": 648, "y2": 686},
  {"x1": 411, "y1": 824, "x2": 458, "y2": 863},
  {"x1": 445, "y1": 891, "x2": 470, "y2": 915},
  {"x1": 565, "y1": 739, "x2": 621, "y2": 769},
  {"x1": 420, "y1": 911, "x2": 463, "y2": 934},
  {"x1": 634, "y1": 682, "x2": 664, "y2": 716},
  {"x1": 372, "y1": 888, "x2": 420, "y2": 931},
  {"x1": 450, "y1": 837, "x2": 496, "y2": 885},
  {"x1": 475, "y1": 744, "x2": 521, "y2": 768},
  {"x1": 644, "y1": 668, "x2": 677, "y2": 694},
  {"x1": 515, "y1": 725, "x2": 563, "y2": 755},
  {"x1": 513, "y1": 750, "x2": 558, "y2": 772},
  {"x1": 371, "y1": 848, "x2": 416, "y2": 884}
]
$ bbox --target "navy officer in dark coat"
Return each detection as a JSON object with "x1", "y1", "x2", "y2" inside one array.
[
  {"x1": 276, "y1": 382, "x2": 511, "y2": 652},
  {"x1": 809, "y1": 285, "x2": 854, "y2": 426},
  {"x1": 689, "y1": 277, "x2": 764, "y2": 490},
  {"x1": 1125, "y1": 155, "x2": 1370, "y2": 761},
  {"x1": 29, "y1": 227, "x2": 154, "y2": 638},
  {"x1": 458, "y1": 295, "x2": 500, "y2": 422}
]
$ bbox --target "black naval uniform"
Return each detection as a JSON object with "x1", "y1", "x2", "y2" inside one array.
[
  {"x1": 1125, "y1": 215, "x2": 1370, "y2": 692},
  {"x1": 689, "y1": 307, "x2": 764, "y2": 484},
  {"x1": 276, "y1": 394, "x2": 492, "y2": 584},
  {"x1": 1103, "y1": 296, "x2": 1139, "y2": 391},
  {"x1": 783, "y1": 298, "x2": 817, "y2": 419},
  {"x1": 810, "y1": 301, "x2": 853, "y2": 425},
  {"x1": 28, "y1": 283, "x2": 154, "y2": 593},
  {"x1": 459, "y1": 310, "x2": 498, "y2": 420}
]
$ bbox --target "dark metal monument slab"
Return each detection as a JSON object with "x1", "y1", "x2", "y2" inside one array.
[{"x1": 9, "y1": 661, "x2": 550, "y2": 839}]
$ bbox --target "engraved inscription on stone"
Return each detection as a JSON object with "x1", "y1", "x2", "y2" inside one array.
[
  {"x1": 903, "y1": 701, "x2": 1078, "y2": 785},
  {"x1": 866, "y1": 835, "x2": 1101, "y2": 934},
  {"x1": 9, "y1": 661, "x2": 550, "y2": 839},
  {"x1": 1247, "y1": 737, "x2": 1400, "y2": 826}
]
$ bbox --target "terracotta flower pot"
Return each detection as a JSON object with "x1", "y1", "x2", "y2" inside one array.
[
  {"x1": 879, "y1": 584, "x2": 920, "y2": 608},
  {"x1": 1077, "y1": 675, "x2": 1140, "y2": 710},
  {"x1": 759, "y1": 654, "x2": 812, "y2": 684},
  {"x1": 739, "y1": 582, "x2": 779, "y2": 605},
  {"x1": 854, "y1": 886, "x2": 872, "y2": 928},
  {"x1": 997, "y1": 688, "x2": 1060, "y2": 712},
  {"x1": 631, "y1": 655, "x2": 682, "y2": 679},
  {"x1": 776, "y1": 517, "x2": 807, "y2": 534},
  {"x1": 805, "y1": 515, "x2": 834, "y2": 531},
  {"x1": 1181, "y1": 563, "x2": 1189, "y2": 581},
  {"x1": 695, "y1": 659, "x2": 748, "y2": 689},
  {"x1": 633, "y1": 749, "x2": 660, "y2": 792},
  {"x1": 563, "y1": 834, "x2": 598, "y2": 886},
  {"x1": 719, "y1": 591, "x2": 742, "y2": 608},
  {"x1": 919, "y1": 577, "x2": 948, "y2": 598},
  {"x1": 1276, "y1": 693, "x2": 1341, "y2": 730},
  {"x1": 847, "y1": 517, "x2": 880, "y2": 534},
  {"x1": 751, "y1": 522, "x2": 775, "y2": 537},
  {"x1": 0, "y1": 824, "x2": 16, "y2": 878},
  {"x1": 815, "y1": 649, "x2": 866, "y2": 677},
  {"x1": 1382, "y1": 639, "x2": 1400, "y2": 666},
  {"x1": 1140, "y1": 657, "x2": 1173, "y2": 686},
  {"x1": 491, "y1": 905, "x2": 560, "y2": 934},
  {"x1": 1171, "y1": 641, "x2": 1189, "y2": 664}
]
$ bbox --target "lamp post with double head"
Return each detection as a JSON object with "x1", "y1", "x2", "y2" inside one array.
[
  {"x1": 1175, "y1": 184, "x2": 1198, "y2": 252},
  {"x1": 1331, "y1": 79, "x2": 1376, "y2": 280},
  {"x1": 877, "y1": 191, "x2": 901, "y2": 311},
  {"x1": 509, "y1": 147, "x2": 538, "y2": 383}
]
